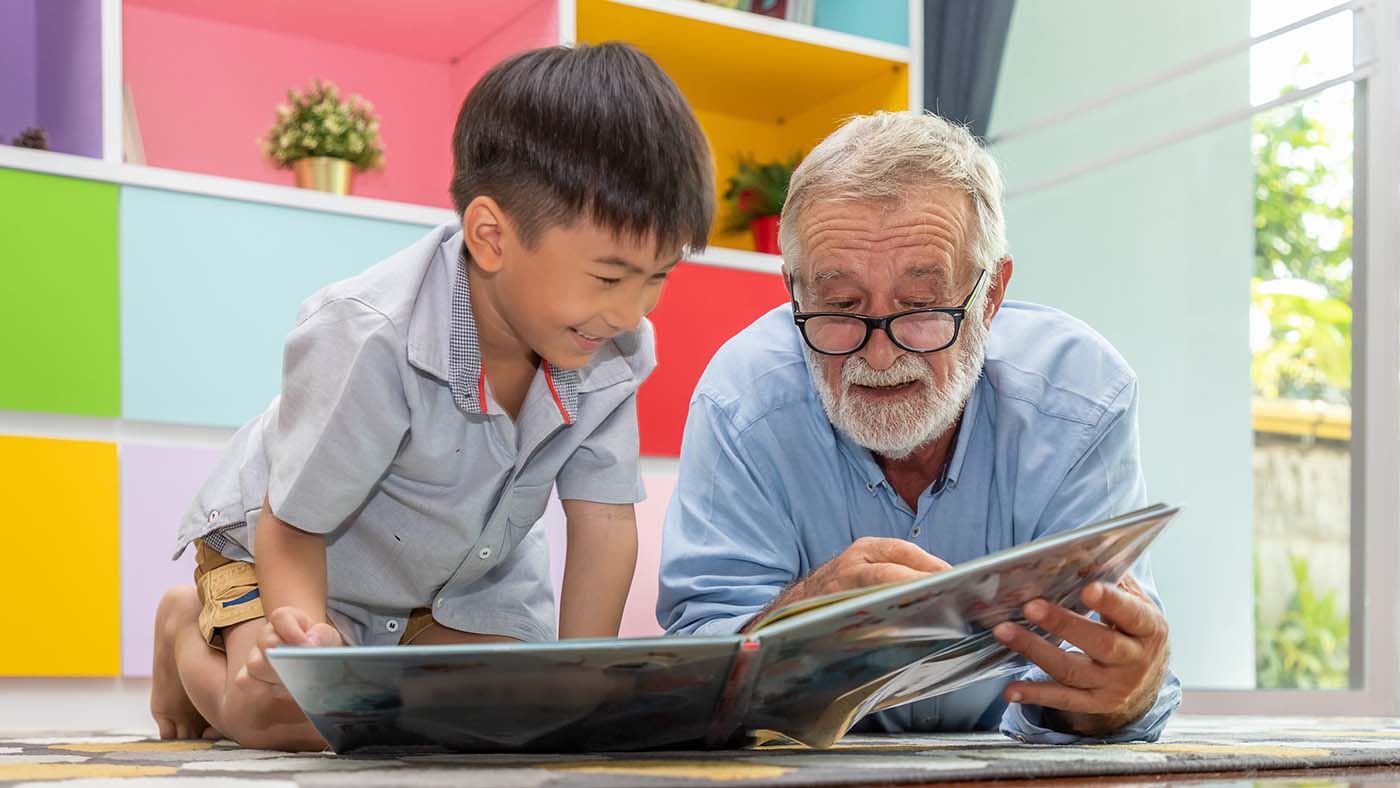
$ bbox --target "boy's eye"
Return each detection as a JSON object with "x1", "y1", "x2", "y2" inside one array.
[{"x1": 593, "y1": 275, "x2": 622, "y2": 287}]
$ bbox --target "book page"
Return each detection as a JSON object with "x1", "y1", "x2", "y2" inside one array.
[{"x1": 741, "y1": 504, "x2": 1176, "y2": 747}]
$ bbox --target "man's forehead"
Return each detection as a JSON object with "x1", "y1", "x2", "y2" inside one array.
[{"x1": 808, "y1": 262, "x2": 953, "y2": 285}]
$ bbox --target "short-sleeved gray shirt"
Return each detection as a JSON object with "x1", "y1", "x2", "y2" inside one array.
[{"x1": 174, "y1": 225, "x2": 655, "y2": 646}]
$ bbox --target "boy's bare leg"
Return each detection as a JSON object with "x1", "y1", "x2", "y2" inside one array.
[
  {"x1": 151, "y1": 586, "x2": 217, "y2": 739},
  {"x1": 204, "y1": 617, "x2": 327, "y2": 751},
  {"x1": 153, "y1": 586, "x2": 325, "y2": 750}
]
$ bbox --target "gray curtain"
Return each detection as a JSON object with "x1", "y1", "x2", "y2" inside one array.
[{"x1": 923, "y1": 0, "x2": 1015, "y2": 139}]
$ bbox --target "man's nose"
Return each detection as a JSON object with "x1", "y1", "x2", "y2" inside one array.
[{"x1": 858, "y1": 326, "x2": 901, "y2": 370}]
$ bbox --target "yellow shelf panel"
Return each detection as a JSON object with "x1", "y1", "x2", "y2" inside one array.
[
  {"x1": 578, "y1": 0, "x2": 909, "y2": 124},
  {"x1": 0, "y1": 435, "x2": 120, "y2": 676}
]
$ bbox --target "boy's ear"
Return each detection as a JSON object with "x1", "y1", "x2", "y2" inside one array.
[{"x1": 462, "y1": 196, "x2": 508, "y2": 273}]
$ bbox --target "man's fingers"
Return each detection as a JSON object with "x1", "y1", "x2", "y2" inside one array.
[
  {"x1": 993, "y1": 621, "x2": 1101, "y2": 688},
  {"x1": 1083, "y1": 582, "x2": 1162, "y2": 640},
  {"x1": 1004, "y1": 678, "x2": 1099, "y2": 714},
  {"x1": 859, "y1": 562, "x2": 933, "y2": 588},
  {"x1": 859, "y1": 538, "x2": 951, "y2": 574},
  {"x1": 1023, "y1": 598, "x2": 1140, "y2": 666},
  {"x1": 268, "y1": 607, "x2": 315, "y2": 646}
]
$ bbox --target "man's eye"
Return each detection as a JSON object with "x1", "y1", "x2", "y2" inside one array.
[{"x1": 826, "y1": 301, "x2": 856, "y2": 311}]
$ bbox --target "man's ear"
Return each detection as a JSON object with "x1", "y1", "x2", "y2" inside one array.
[
  {"x1": 462, "y1": 196, "x2": 508, "y2": 273},
  {"x1": 983, "y1": 256, "x2": 1013, "y2": 325}
]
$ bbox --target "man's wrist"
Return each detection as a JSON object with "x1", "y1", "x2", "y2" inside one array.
[{"x1": 1039, "y1": 693, "x2": 1151, "y2": 738}]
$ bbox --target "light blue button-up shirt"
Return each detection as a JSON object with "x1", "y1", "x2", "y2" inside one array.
[{"x1": 657, "y1": 300, "x2": 1181, "y2": 743}]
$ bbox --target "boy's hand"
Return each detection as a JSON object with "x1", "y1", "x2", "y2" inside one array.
[{"x1": 241, "y1": 606, "x2": 343, "y2": 690}]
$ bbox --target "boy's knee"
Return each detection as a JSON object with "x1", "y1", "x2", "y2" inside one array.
[{"x1": 156, "y1": 586, "x2": 200, "y2": 630}]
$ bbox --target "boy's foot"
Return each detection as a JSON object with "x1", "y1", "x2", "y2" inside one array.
[{"x1": 151, "y1": 586, "x2": 219, "y2": 740}]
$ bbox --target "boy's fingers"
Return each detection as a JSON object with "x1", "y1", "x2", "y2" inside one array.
[
  {"x1": 306, "y1": 622, "x2": 342, "y2": 648},
  {"x1": 268, "y1": 607, "x2": 314, "y2": 646},
  {"x1": 243, "y1": 646, "x2": 280, "y2": 685}
]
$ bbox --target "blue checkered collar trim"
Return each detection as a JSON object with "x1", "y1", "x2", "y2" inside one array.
[{"x1": 448, "y1": 252, "x2": 580, "y2": 423}]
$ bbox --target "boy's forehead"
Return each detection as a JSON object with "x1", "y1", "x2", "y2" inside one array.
[{"x1": 553, "y1": 219, "x2": 686, "y2": 267}]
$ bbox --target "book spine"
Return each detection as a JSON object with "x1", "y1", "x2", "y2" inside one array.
[{"x1": 704, "y1": 638, "x2": 763, "y2": 748}]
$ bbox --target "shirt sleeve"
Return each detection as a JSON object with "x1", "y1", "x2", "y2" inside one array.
[
  {"x1": 999, "y1": 377, "x2": 1183, "y2": 743},
  {"x1": 555, "y1": 392, "x2": 646, "y2": 505},
  {"x1": 656, "y1": 393, "x2": 803, "y2": 636},
  {"x1": 264, "y1": 298, "x2": 410, "y2": 535}
]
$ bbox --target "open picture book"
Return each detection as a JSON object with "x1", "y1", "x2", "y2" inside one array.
[{"x1": 269, "y1": 503, "x2": 1178, "y2": 753}]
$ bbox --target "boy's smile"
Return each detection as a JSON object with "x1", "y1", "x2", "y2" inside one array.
[{"x1": 463, "y1": 195, "x2": 684, "y2": 372}]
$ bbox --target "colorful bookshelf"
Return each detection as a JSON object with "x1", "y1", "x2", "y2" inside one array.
[{"x1": 0, "y1": 0, "x2": 918, "y2": 671}]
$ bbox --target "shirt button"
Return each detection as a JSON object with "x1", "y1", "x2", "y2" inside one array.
[
  {"x1": 912, "y1": 527, "x2": 922, "y2": 537},
  {"x1": 435, "y1": 598, "x2": 444, "y2": 608},
  {"x1": 386, "y1": 620, "x2": 400, "y2": 633},
  {"x1": 478, "y1": 547, "x2": 492, "y2": 560}
]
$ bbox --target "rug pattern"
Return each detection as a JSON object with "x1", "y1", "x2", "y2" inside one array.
[{"x1": 2, "y1": 716, "x2": 1398, "y2": 787}]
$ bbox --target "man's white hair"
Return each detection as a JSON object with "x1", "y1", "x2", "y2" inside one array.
[{"x1": 779, "y1": 110, "x2": 1008, "y2": 279}]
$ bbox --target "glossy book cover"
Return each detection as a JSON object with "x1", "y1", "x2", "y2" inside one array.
[{"x1": 269, "y1": 504, "x2": 1178, "y2": 753}]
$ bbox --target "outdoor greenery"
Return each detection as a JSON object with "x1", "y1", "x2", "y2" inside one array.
[
  {"x1": 1249, "y1": 84, "x2": 1353, "y2": 405},
  {"x1": 1255, "y1": 553, "x2": 1349, "y2": 689}
]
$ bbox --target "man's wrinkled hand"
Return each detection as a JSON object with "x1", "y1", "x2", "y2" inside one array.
[{"x1": 993, "y1": 575, "x2": 1169, "y2": 737}]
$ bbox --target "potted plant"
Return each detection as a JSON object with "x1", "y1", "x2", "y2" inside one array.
[
  {"x1": 262, "y1": 79, "x2": 383, "y2": 195},
  {"x1": 722, "y1": 152, "x2": 800, "y2": 254},
  {"x1": 10, "y1": 127, "x2": 49, "y2": 150}
]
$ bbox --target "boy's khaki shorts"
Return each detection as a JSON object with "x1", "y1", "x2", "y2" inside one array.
[{"x1": 192, "y1": 540, "x2": 431, "y2": 649}]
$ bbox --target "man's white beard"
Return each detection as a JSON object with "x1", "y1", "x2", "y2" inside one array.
[{"x1": 808, "y1": 311, "x2": 989, "y2": 461}]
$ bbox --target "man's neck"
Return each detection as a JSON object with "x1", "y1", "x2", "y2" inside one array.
[{"x1": 875, "y1": 417, "x2": 961, "y2": 514}]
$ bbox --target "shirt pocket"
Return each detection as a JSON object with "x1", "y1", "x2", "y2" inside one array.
[{"x1": 508, "y1": 483, "x2": 554, "y2": 530}]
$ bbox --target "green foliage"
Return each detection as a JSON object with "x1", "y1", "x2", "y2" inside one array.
[
  {"x1": 721, "y1": 152, "x2": 801, "y2": 233},
  {"x1": 262, "y1": 79, "x2": 384, "y2": 171},
  {"x1": 1250, "y1": 85, "x2": 1353, "y2": 404},
  {"x1": 1255, "y1": 553, "x2": 1349, "y2": 689},
  {"x1": 1251, "y1": 278, "x2": 1351, "y2": 402}
]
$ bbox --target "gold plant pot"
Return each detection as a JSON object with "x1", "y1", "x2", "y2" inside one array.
[{"x1": 292, "y1": 156, "x2": 354, "y2": 195}]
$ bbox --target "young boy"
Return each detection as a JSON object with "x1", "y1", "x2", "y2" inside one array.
[{"x1": 150, "y1": 43, "x2": 715, "y2": 751}]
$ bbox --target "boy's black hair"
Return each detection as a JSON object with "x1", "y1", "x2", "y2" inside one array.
[{"x1": 450, "y1": 42, "x2": 714, "y2": 255}]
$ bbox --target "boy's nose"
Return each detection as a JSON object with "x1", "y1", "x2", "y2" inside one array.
[{"x1": 604, "y1": 298, "x2": 646, "y2": 333}]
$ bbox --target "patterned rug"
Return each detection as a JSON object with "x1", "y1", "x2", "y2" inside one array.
[{"x1": 2, "y1": 716, "x2": 1399, "y2": 787}]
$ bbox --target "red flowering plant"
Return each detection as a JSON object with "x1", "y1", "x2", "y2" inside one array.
[{"x1": 720, "y1": 152, "x2": 801, "y2": 234}]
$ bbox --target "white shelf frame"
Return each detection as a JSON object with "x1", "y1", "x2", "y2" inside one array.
[{"x1": 599, "y1": 0, "x2": 911, "y2": 63}]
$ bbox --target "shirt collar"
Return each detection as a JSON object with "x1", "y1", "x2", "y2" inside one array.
[{"x1": 446, "y1": 247, "x2": 580, "y2": 422}]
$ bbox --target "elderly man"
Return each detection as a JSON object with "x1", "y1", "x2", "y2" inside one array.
[{"x1": 657, "y1": 111, "x2": 1180, "y2": 743}]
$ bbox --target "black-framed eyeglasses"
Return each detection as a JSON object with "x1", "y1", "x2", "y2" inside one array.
[{"x1": 791, "y1": 269, "x2": 990, "y2": 356}]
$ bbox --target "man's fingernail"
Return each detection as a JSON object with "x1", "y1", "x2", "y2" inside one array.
[
  {"x1": 1026, "y1": 601, "x2": 1046, "y2": 620},
  {"x1": 1008, "y1": 691, "x2": 1022, "y2": 703},
  {"x1": 994, "y1": 624, "x2": 1013, "y2": 642}
]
